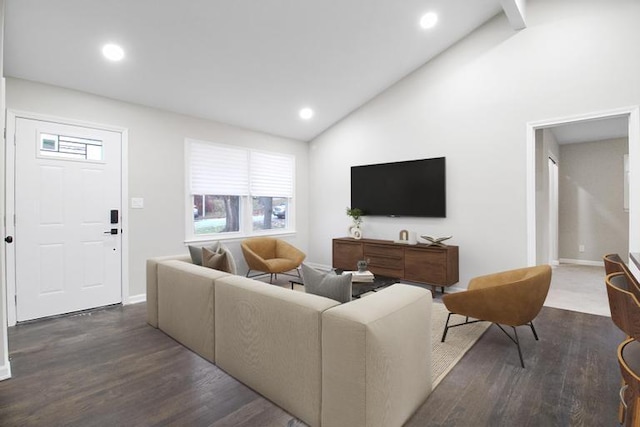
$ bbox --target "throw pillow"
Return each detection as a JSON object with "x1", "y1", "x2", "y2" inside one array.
[
  {"x1": 301, "y1": 263, "x2": 352, "y2": 303},
  {"x1": 202, "y1": 246, "x2": 230, "y2": 272},
  {"x1": 218, "y1": 243, "x2": 238, "y2": 275},
  {"x1": 188, "y1": 242, "x2": 220, "y2": 266}
]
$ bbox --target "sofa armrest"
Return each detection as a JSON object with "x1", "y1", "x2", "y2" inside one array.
[
  {"x1": 157, "y1": 260, "x2": 229, "y2": 362},
  {"x1": 321, "y1": 284, "x2": 432, "y2": 427},
  {"x1": 146, "y1": 254, "x2": 192, "y2": 327}
]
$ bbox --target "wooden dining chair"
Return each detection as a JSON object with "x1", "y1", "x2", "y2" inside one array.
[
  {"x1": 605, "y1": 253, "x2": 628, "y2": 275},
  {"x1": 604, "y1": 254, "x2": 640, "y2": 301},
  {"x1": 618, "y1": 337, "x2": 640, "y2": 426},
  {"x1": 606, "y1": 272, "x2": 640, "y2": 340}
]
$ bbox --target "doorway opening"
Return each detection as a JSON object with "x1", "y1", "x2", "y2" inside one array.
[{"x1": 526, "y1": 106, "x2": 639, "y2": 315}]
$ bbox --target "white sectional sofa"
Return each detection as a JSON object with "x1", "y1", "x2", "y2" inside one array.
[{"x1": 147, "y1": 255, "x2": 432, "y2": 427}]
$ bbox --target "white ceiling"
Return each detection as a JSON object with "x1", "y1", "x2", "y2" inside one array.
[{"x1": 4, "y1": 0, "x2": 512, "y2": 141}]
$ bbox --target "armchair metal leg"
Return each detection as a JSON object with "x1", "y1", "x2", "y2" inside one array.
[
  {"x1": 529, "y1": 321, "x2": 539, "y2": 341},
  {"x1": 513, "y1": 327, "x2": 524, "y2": 368},
  {"x1": 441, "y1": 312, "x2": 453, "y2": 342},
  {"x1": 495, "y1": 324, "x2": 525, "y2": 368},
  {"x1": 441, "y1": 313, "x2": 485, "y2": 342}
]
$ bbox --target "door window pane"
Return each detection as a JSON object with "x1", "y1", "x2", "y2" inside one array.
[
  {"x1": 39, "y1": 133, "x2": 103, "y2": 161},
  {"x1": 193, "y1": 195, "x2": 240, "y2": 234}
]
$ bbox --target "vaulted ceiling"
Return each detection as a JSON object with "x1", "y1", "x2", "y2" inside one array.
[{"x1": 4, "y1": 0, "x2": 526, "y2": 141}]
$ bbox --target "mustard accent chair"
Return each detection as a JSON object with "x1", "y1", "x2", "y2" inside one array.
[
  {"x1": 241, "y1": 237, "x2": 306, "y2": 283},
  {"x1": 441, "y1": 265, "x2": 552, "y2": 368}
]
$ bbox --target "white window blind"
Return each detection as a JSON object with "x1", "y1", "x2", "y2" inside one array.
[
  {"x1": 250, "y1": 151, "x2": 294, "y2": 198},
  {"x1": 189, "y1": 140, "x2": 249, "y2": 195}
]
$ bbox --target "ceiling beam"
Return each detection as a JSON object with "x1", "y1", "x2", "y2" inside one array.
[{"x1": 500, "y1": 0, "x2": 527, "y2": 30}]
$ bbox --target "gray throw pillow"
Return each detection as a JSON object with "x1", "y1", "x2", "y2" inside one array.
[
  {"x1": 188, "y1": 242, "x2": 220, "y2": 266},
  {"x1": 301, "y1": 264, "x2": 352, "y2": 303}
]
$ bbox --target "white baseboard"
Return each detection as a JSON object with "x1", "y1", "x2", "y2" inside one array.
[
  {"x1": 559, "y1": 258, "x2": 604, "y2": 267},
  {"x1": 0, "y1": 360, "x2": 12, "y2": 381},
  {"x1": 125, "y1": 294, "x2": 146, "y2": 305}
]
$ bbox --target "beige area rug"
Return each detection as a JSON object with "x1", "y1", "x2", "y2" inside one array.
[{"x1": 431, "y1": 301, "x2": 490, "y2": 388}]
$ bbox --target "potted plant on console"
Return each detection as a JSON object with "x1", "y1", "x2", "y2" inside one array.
[{"x1": 346, "y1": 207, "x2": 363, "y2": 240}]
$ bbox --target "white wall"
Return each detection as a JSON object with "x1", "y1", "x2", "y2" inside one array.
[
  {"x1": 308, "y1": 0, "x2": 640, "y2": 288},
  {"x1": 559, "y1": 138, "x2": 629, "y2": 263},
  {"x1": 0, "y1": 0, "x2": 10, "y2": 380},
  {"x1": 6, "y1": 78, "x2": 310, "y2": 298}
]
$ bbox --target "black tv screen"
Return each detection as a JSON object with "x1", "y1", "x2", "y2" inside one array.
[{"x1": 350, "y1": 157, "x2": 446, "y2": 217}]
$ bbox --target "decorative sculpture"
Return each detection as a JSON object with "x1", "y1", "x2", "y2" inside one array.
[{"x1": 421, "y1": 235, "x2": 453, "y2": 247}]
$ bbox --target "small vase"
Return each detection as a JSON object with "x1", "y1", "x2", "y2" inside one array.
[{"x1": 349, "y1": 225, "x2": 362, "y2": 240}]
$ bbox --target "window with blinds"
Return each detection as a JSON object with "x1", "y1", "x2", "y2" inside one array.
[{"x1": 186, "y1": 139, "x2": 295, "y2": 238}]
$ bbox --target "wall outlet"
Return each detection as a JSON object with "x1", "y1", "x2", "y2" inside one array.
[{"x1": 579, "y1": 245, "x2": 585, "y2": 253}]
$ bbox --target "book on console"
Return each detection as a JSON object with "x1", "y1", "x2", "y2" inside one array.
[{"x1": 342, "y1": 270, "x2": 375, "y2": 282}]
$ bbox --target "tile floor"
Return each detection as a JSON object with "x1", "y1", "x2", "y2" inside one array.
[{"x1": 544, "y1": 263, "x2": 609, "y2": 317}]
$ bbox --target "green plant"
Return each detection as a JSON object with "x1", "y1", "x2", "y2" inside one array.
[{"x1": 346, "y1": 207, "x2": 363, "y2": 226}]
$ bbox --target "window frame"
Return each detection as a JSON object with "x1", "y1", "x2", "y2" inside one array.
[{"x1": 184, "y1": 139, "x2": 296, "y2": 243}]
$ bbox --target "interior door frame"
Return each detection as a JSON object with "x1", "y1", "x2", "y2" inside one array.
[
  {"x1": 526, "y1": 105, "x2": 640, "y2": 266},
  {"x1": 548, "y1": 157, "x2": 559, "y2": 265},
  {"x1": 5, "y1": 110, "x2": 129, "y2": 326}
]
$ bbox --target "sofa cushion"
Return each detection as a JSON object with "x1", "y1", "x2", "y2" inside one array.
[{"x1": 301, "y1": 263, "x2": 352, "y2": 303}]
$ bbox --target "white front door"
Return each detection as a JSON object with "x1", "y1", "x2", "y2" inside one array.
[{"x1": 11, "y1": 117, "x2": 122, "y2": 322}]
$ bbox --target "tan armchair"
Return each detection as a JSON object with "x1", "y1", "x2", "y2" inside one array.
[
  {"x1": 241, "y1": 237, "x2": 306, "y2": 283},
  {"x1": 441, "y1": 265, "x2": 552, "y2": 368}
]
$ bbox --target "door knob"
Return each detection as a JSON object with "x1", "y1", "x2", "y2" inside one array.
[{"x1": 5, "y1": 236, "x2": 13, "y2": 243}]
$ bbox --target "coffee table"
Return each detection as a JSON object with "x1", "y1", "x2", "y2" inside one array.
[
  {"x1": 289, "y1": 270, "x2": 399, "y2": 299},
  {"x1": 350, "y1": 275, "x2": 400, "y2": 298}
]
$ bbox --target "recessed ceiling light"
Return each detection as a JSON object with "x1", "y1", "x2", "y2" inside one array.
[
  {"x1": 299, "y1": 107, "x2": 314, "y2": 120},
  {"x1": 102, "y1": 43, "x2": 125, "y2": 61},
  {"x1": 420, "y1": 12, "x2": 438, "y2": 30}
]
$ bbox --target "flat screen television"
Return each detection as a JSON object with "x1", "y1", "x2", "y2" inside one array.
[{"x1": 350, "y1": 157, "x2": 446, "y2": 217}]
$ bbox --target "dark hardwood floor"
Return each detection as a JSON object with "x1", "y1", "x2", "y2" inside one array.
[
  {"x1": 0, "y1": 305, "x2": 303, "y2": 427},
  {"x1": 406, "y1": 305, "x2": 624, "y2": 426},
  {"x1": 0, "y1": 302, "x2": 624, "y2": 426}
]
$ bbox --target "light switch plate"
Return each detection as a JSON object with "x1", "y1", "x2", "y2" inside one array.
[{"x1": 131, "y1": 197, "x2": 144, "y2": 209}]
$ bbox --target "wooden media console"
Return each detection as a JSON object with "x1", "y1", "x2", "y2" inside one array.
[{"x1": 332, "y1": 237, "x2": 459, "y2": 292}]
